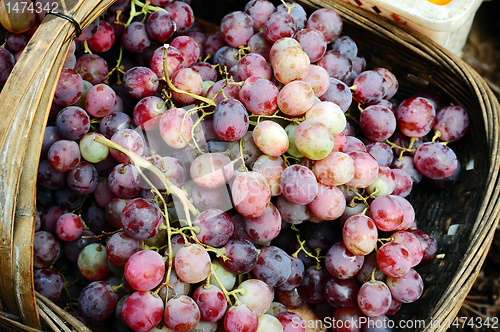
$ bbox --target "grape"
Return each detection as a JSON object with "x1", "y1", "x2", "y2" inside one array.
[
  {"x1": 159, "y1": 107, "x2": 194, "y2": 149},
  {"x1": 121, "y1": 198, "x2": 163, "y2": 240},
  {"x1": 55, "y1": 106, "x2": 90, "y2": 140},
  {"x1": 213, "y1": 98, "x2": 249, "y2": 141},
  {"x1": 106, "y1": 231, "x2": 144, "y2": 267},
  {"x1": 171, "y1": 67, "x2": 203, "y2": 105},
  {"x1": 325, "y1": 241, "x2": 364, "y2": 280},
  {"x1": 313, "y1": 151, "x2": 355, "y2": 187},
  {"x1": 34, "y1": 268, "x2": 64, "y2": 302},
  {"x1": 294, "y1": 120, "x2": 334, "y2": 160},
  {"x1": 123, "y1": 66, "x2": 159, "y2": 99},
  {"x1": 410, "y1": 229, "x2": 438, "y2": 263},
  {"x1": 190, "y1": 153, "x2": 234, "y2": 189},
  {"x1": 110, "y1": 129, "x2": 145, "y2": 164},
  {"x1": 206, "y1": 78, "x2": 242, "y2": 106},
  {"x1": 294, "y1": 28, "x2": 327, "y2": 63},
  {"x1": 210, "y1": 258, "x2": 237, "y2": 290},
  {"x1": 77, "y1": 243, "x2": 110, "y2": 281},
  {"x1": 360, "y1": 105, "x2": 397, "y2": 141},
  {"x1": 66, "y1": 161, "x2": 99, "y2": 195},
  {"x1": 432, "y1": 105, "x2": 469, "y2": 142},
  {"x1": 343, "y1": 214, "x2": 377, "y2": 256},
  {"x1": 365, "y1": 165, "x2": 396, "y2": 197},
  {"x1": 84, "y1": 83, "x2": 117, "y2": 118},
  {"x1": 386, "y1": 268, "x2": 423, "y2": 303},
  {"x1": 413, "y1": 141, "x2": 458, "y2": 180},
  {"x1": 244, "y1": 0, "x2": 275, "y2": 32},
  {"x1": 391, "y1": 155, "x2": 423, "y2": 184},
  {"x1": 391, "y1": 231, "x2": 424, "y2": 267},
  {"x1": 277, "y1": 287, "x2": 307, "y2": 310},
  {"x1": 373, "y1": 67, "x2": 398, "y2": 100},
  {"x1": 252, "y1": 155, "x2": 285, "y2": 196},
  {"x1": 193, "y1": 208, "x2": 234, "y2": 247},
  {"x1": 148, "y1": 156, "x2": 187, "y2": 190},
  {"x1": 175, "y1": 244, "x2": 211, "y2": 284},
  {"x1": 244, "y1": 203, "x2": 282, "y2": 243},
  {"x1": 298, "y1": 266, "x2": 329, "y2": 303},
  {"x1": 276, "y1": 194, "x2": 310, "y2": 225},
  {"x1": 100, "y1": 111, "x2": 133, "y2": 139},
  {"x1": 284, "y1": 124, "x2": 304, "y2": 159},
  {"x1": 0, "y1": 47, "x2": 15, "y2": 84},
  {"x1": 164, "y1": 1, "x2": 194, "y2": 34},
  {"x1": 53, "y1": 68, "x2": 83, "y2": 107},
  {"x1": 306, "y1": 101, "x2": 346, "y2": 136},
  {"x1": 276, "y1": 311, "x2": 305, "y2": 332},
  {"x1": 277, "y1": 2, "x2": 306, "y2": 30},
  {"x1": 353, "y1": 70, "x2": 387, "y2": 104},
  {"x1": 204, "y1": 31, "x2": 227, "y2": 58},
  {"x1": 306, "y1": 8, "x2": 343, "y2": 43},
  {"x1": 132, "y1": 96, "x2": 167, "y2": 130},
  {"x1": 317, "y1": 50, "x2": 352, "y2": 82},
  {"x1": 191, "y1": 62, "x2": 218, "y2": 82},
  {"x1": 396, "y1": 97, "x2": 436, "y2": 138},
  {"x1": 277, "y1": 80, "x2": 315, "y2": 117},
  {"x1": 253, "y1": 245, "x2": 292, "y2": 287},
  {"x1": 33, "y1": 230, "x2": 60, "y2": 269},
  {"x1": 280, "y1": 165, "x2": 318, "y2": 206},
  {"x1": 257, "y1": 314, "x2": 283, "y2": 332},
  {"x1": 363, "y1": 315, "x2": 393, "y2": 332},
  {"x1": 264, "y1": 11, "x2": 296, "y2": 44},
  {"x1": 325, "y1": 276, "x2": 359, "y2": 308},
  {"x1": 357, "y1": 281, "x2": 392, "y2": 317},
  {"x1": 220, "y1": 11, "x2": 254, "y2": 48},
  {"x1": 308, "y1": 184, "x2": 346, "y2": 221},
  {"x1": 356, "y1": 252, "x2": 386, "y2": 285},
  {"x1": 345, "y1": 136, "x2": 366, "y2": 153},
  {"x1": 391, "y1": 168, "x2": 413, "y2": 197},
  {"x1": 155, "y1": 269, "x2": 191, "y2": 302},
  {"x1": 192, "y1": 184, "x2": 230, "y2": 211},
  {"x1": 74, "y1": 54, "x2": 108, "y2": 85},
  {"x1": 272, "y1": 46, "x2": 310, "y2": 85},
  {"x1": 269, "y1": 37, "x2": 301, "y2": 66},
  {"x1": 192, "y1": 284, "x2": 227, "y2": 322},
  {"x1": 224, "y1": 304, "x2": 258, "y2": 332},
  {"x1": 237, "y1": 53, "x2": 272, "y2": 81},
  {"x1": 370, "y1": 195, "x2": 404, "y2": 231},
  {"x1": 47, "y1": 140, "x2": 81, "y2": 173},
  {"x1": 171, "y1": 35, "x2": 201, "y2": 67},
  {"x1": 232, "y1": 171, "x2": 271, "y2": 218},
  {"x1": 279, "y1": 257, "x2": 305, "y2": 292},
  {"x1": 88, "y1": 21, "x2": 115, "y2": 53},
  {"x1": 252, "y1": 121, "x2": 289, "y2": 157},
  {"x1": 346, "y1": 151, "x2": 379, "y2": 188},
  {"x1": 55, "y1": 213, "x2": 83, "y2": 242},
  {"x1": 302, "y1": 65, "x2": 330, "y2": 98},
  {"x1": 213, "y1": 45, "x2": 239, "y2": 69},
  {"x1": 146, "y1": 10, "x2": 175, "y2": 43},
  {"x1": 106, "y1": 198, "x2": 131, "y2": 229},
  {"x1": 304, "y1": 221, "x2": 339, "y2": 251},
  {"x1": 122, "y1": 22, "x2": 151, "y2": 53},
  {"x1": 319, "y1": 77, "x2": 352, "y2": 113},
  {"x1": 366, "y1": 141, "x2": 393, "y2": 167},
  {"x1": 377, "y1": 242, "x2": 412, "y2": 278},
  {"x1": 77, "y1": 281, "x2": 118, "y2": 321},
  {"x1": 236, "y1": 279, "x2": 273, "y2": 316},
  {"x1": 151, "y1": 45, "x2": 184, "y2": 79},
  {"x1": 122, "y1": 291, "x2": 164, "y2": 332},
  {"x1": 330, "y1": 35, "x2": 358, "y2": 60},
  {"x1": 124, "y1": 250, "x2": 165, "y2": 291},
  {"x1": 79, "y1": 133, "x2": 109, "y2": 163}
]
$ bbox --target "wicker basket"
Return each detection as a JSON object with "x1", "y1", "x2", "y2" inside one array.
[{"x1": 0, "y1": 0, "x2": 499, "y2": 331}]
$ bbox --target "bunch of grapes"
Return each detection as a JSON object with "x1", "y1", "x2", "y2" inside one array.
[{"x1": 19, "y1": 0, "x2": 473, "y2": 331}]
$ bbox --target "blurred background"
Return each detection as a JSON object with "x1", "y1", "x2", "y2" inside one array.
[{"x1": 456, "y1": 0, "x2": 500, "y2": 330}]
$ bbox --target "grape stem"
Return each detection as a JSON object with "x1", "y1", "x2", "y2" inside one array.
[
  {"x1": 348, "y1": 187, "x2": 370, "y2": 209},
  {"x1": 210, "y1": 264, "x2": 234, "y2": 306},
  {"x1": 249, "y1": 110, "x2": 304, "y2": 125},
  {"x1": 290, "y1": 224, "x2": 322, "y2": 265},
  {"x1": 162, "y1": 45, "x2": 217, "y2": 107},
  {"x1": 83, "y1": 41, "x2": 92, "y2": 54}
]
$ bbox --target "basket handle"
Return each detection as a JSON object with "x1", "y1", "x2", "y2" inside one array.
[{"x1": 0, "y1": 0, "x2": 115, "y2": 329}]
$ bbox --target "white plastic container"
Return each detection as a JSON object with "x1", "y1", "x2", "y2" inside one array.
[{"x1": 337, "y1": 0, "x2": 483, "y2": 55}]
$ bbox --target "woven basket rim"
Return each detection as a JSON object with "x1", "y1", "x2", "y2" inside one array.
[{"x1": 0, "y1": 0, "x2": 498, "y2": 331}]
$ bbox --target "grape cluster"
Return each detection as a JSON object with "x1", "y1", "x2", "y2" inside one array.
[{"x1": 2, "y1": 0, "x2": 470, "y2": 331}]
